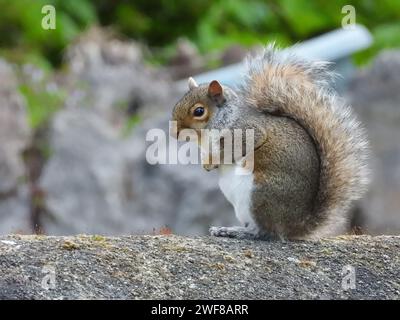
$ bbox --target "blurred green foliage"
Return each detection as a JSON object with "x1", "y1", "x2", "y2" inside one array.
[
  {"x1": 0, "y1": 0, "x2": 399, "y2": 68},
  {"x1": 19, "y1": 83, "x2": 65, "y2": 129},
  {"x1": 0, "y1": 0, "x2": 97, "y2": 67}
]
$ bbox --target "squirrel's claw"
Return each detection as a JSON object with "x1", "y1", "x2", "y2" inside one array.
[{"x1": 203, "y1": 163, "x2": 219, "y2": 171}]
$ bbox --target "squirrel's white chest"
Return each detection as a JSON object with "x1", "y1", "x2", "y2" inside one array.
[{"x1": 218, "y1": 165, "x2": 255, "y2": 227}]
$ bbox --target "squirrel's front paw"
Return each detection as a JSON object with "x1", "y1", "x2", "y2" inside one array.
[
  {"x1": 209, "y1": 226, "x2": 230, "y2": 237},
  {"x1": 203, "y1": 163, "x2": 219, "y2": 171}
]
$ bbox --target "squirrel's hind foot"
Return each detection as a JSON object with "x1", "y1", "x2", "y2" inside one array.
[{"x1": 209, "y1": 226, "x2": 271, "y2": 240}]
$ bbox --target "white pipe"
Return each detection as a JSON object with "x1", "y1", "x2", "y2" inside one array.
[{"x1": 177, "y1": 24, "x2": 373, "y2": 88}]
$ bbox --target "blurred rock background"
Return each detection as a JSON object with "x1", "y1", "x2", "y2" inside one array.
[
  {"x1": 0, "y1": 0, "x2": 399, "y2": 236},
  {"x1": 346, "y1": 50, "x2": 400, "y2": 234}
]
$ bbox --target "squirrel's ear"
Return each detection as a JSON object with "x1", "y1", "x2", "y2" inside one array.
[
  {"x1": 208, "y1": 80, "x2": 225, "y2": 104},
  {"x1": 188, "y1": 77, "x2": 198, "y2": 90}
]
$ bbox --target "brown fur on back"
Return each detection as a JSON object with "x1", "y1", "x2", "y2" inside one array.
[
  {"x1": 251, "y1": 114, "x2": 320, "y2": 238},
  {"x1": 240, "y1": 45, "x2": 370, "y2": 238}
]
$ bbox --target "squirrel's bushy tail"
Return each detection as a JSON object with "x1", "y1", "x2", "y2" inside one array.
[{"x1": 240, "y1": 45, "x2": 370, "y2": 237}]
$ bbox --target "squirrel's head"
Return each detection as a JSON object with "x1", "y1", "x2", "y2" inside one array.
[{"x1": 171, "y1": 77, "x2": 236, "y2": 138}]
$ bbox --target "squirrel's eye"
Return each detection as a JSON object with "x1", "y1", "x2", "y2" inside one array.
[{"x1": 193, "y1": 106, "x2": 205, "y2": 117}]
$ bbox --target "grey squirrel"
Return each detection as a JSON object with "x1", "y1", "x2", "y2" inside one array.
[{"x1": 171, "y1": 45, "x2": 370, "y2": 240}]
